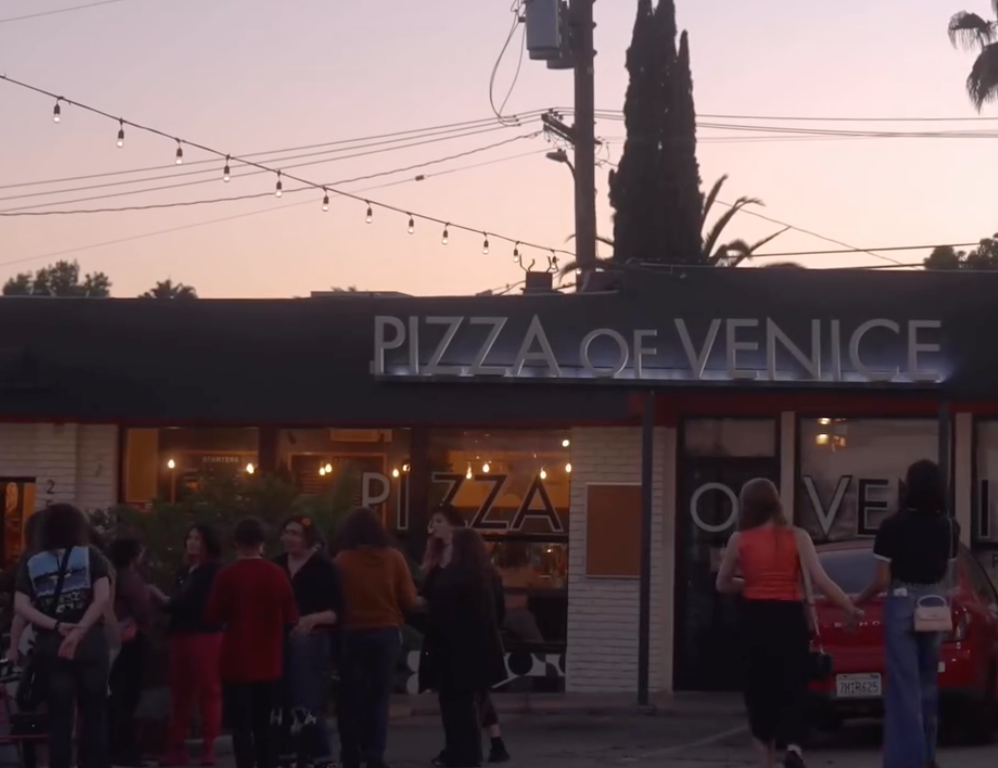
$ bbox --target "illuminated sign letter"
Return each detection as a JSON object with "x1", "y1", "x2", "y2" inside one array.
[
  {"x1": 580, "y1": 329, "x2": 629, "y2": 378},
  {"x1": 511, "y1": 316, "x2": 561, "y2": 377},
  {"x1": 848, "y1": 319, "x2": 900, "y2": 382},
  {"x1": 675, "y1": 319, "x2": 721, "y2": 380},
  {"x1": 469, "y1": 317, "x2": 510, "y2": 376},
  {"x1": 425, "y1": 317, "x2": 464, "y2": 375},
  {"x1": 371, "y1": 316, "x2": 405, "y2": 375},
  {"x1": 633, "y1": 329, "x2": 658, "y2": 379},
  {"x1": 766, "y1": 318, "x2": 821, "y2": 381},
  {"x1": 725, "y1": 319, "x2": 759, "y2": 380},
  {"x1": 907, "y1": 320, "x2": 942, "y2": 383}
]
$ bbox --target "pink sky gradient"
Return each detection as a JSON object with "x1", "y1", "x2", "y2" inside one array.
[{"x1": 0, "y1": 0, "x2": 995, "y2": 298}]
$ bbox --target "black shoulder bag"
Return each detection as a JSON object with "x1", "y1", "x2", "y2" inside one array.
[{"x1": 15, "y1": 547, "x2": 73, "y2": 713}]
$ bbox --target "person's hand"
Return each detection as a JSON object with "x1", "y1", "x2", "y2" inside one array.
[
  {"x1": 57, "y1": 622, "x2": 79, "y2": 637},
  {"x1": 58, "y1": 628, "x2": 83, "y2": 660},
  {"x1": 293, "y1": 615, "x2": 318, "y2": 634}
]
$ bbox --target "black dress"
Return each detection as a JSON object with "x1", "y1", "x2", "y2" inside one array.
[{"x1": 420, "y1": 566, "x2": 505, "y2": 767}]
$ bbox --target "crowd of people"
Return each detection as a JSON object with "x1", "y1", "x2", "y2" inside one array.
[
  {"x1": 4, "y1": 503, "x2": 512, "y2": 768},
  {"x1": 717, "y1": 459, "x2": 958, "y2": 768}
]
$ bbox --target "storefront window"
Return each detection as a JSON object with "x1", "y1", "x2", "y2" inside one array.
[
  {"x1": 276, "y1": 428, "x2": 411, "y2": 535},
  {"x1": 973, "y1": 421, "x2": 998, "y2": 587},
  {"x1": 427, "y1": 429, "x2": 570, "y2": 647},
  {"x1": 797, "y1": 418, "x2": 938, "y2": 541},
  {"x1": 123, "y1": 427, "x2": 259, "y2": 505}
]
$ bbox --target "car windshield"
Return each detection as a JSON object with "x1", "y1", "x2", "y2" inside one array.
[{"x1": 817, "y1": 547, "x2": 877, "y2": 595}]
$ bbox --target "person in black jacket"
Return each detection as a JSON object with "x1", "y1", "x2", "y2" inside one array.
[
  {"x1": 274, "y1": 515, "x2": 345, "y2": 768},
  {"x1": 150, "y1": 524, "x2": 224, "y2": 767},
  {"x1": 422, "y1": 528, "x2": 506, "y2": 768}
]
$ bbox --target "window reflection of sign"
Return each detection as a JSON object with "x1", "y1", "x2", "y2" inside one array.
[
  {"x1": 800, "y1": 474, "x2": 897, "y2": 539},
  {"x1": 431, "y1": 472, "x2": 565, "y2": 534},
  {"x1": 2, "y1": 478, "x2": 34, "y2": 566},
  {"x1": 361, "y1": 472, "x2": 410, "y2": 531}
]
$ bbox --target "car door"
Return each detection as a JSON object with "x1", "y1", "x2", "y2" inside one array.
[{"x1": 960, "y1": 549, "x2": 998, "y2": 682}]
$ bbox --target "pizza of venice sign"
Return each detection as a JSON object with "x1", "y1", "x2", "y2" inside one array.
[{"x1": 371, "y1": 315, "x2": 944, "y2": 384}]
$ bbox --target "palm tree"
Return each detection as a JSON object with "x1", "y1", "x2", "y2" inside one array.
[
  {"x1": 140, "y1": 279, "x2": 197, "y2": 299},
  {"x1": 949, "y1": 4, "x2": 998, "y2": 111},
  {"x1": 561, "y1": 175, "x2": 787, "y2": 274}
]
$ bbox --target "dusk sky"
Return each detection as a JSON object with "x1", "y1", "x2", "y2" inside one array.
[{"x1": 0, "y1": 0, "x2": 994, "y2": 298}]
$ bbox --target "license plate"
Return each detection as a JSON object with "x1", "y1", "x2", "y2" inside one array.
[{"x1": 835, "y1": 673, "x2": 882, "y2": 699}]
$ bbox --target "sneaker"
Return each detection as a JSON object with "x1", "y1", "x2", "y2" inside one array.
[
  {"x1": 487, "y1": 745, "x2": 510, "y2": 764},
  {"x1": 783, "y1": 750, "x2": 806, "y2": 768}
]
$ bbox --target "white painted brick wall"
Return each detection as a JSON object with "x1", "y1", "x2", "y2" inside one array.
[
  {"x1": 566, "y1": 426, "x2": 673, "y2": 693},
  {"x1": 0, "y1": 423, "x2": 118, "y2": 512}
]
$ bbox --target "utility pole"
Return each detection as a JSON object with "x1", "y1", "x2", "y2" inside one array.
[
  {"x1": 525, "y1": 0, "x2": 598, "y2": 287},
  {"x1": 571, "y1": 0, "x2": 597, "y2": 285}
]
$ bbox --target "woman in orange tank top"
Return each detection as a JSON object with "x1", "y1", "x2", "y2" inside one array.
[{"x1": 716, "y1": 479, "x2": 860, "y2": 768}]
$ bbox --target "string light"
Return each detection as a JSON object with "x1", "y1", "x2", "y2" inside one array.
[
  {"x1": 2, "y1": 75, "x2": 575, "y2": 265},
  {"x1": 275, "y1": 171, "x2": 283, "y2": 198},
  {"x1": 324, "y1": 463, "x2": 332, "y2": 474},
  {"x1": 319, "y1": 466, "x2": 327, "y2": 476},
  {"x1": 392, "y1": 468, "x2": 400, "y2": 478},
  {"x1": 562, "y1": 438, "x2": 570, "y2": 447},
  {"x1": 322, "y1": 189, "x2": 330, "y2": 212},
  {"x1": 482, "y1": 233, "x2": 490, "y2": 255},
  {"x1": 442, "y1": 224, "x2": 449, "y2": 245},
  {"x1": 245, "y1": 463, "x2": 255, "y2": 474},
  {"x1": 466, "y1": 464, "x2": 473, "y2": 480},
  {"x1": 539, "y1": 468, "x2": 547, "y2": 480},
  {"x1": 565, "y1": 462, "x2": 573, "y2": 474},
  {"x1": 166, "y1": 458, "x2": 176, "y2": 470},
  {"x1": 482, "y1": 462, "x2": 491, "y2": 473},
  {"x1": 513, "y1": 243, "x2": 520, "y2": 262}
]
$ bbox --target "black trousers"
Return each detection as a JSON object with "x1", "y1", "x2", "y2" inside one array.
[
  {"x1": 224, "y1": 681, "x2": 281, "y2": 768},
  {"x1": 36, "y1": 628, "x2": 109, "y2": 768},
  {"x1": 438, "y1": 687, "x2": 482, "y2": 767},
  {"x1": 338, "y1": 628, "x2": 401, "y2": 768},
  {"x1": 741, "y1": 599, "x2": 810, "y2": 747},
  {"x1": 108, "y1": 634, "x2": 147, "y2": 762}
]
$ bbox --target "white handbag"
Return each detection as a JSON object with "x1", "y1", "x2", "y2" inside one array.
[{"x1": 913, "y1": 517, "x2": 955, "y2": 634}]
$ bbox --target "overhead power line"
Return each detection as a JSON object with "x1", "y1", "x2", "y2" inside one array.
[
  {"x1": 0, "y1": 0, "x2": 135, "y2": 24},
  {"x1": 0, "y1": 75, "x2": 572, "y2": 258},
  {"x1": 752, "y1": 242, "x2": 982, "y2": 259},
  {"x1": 585, "y1": 107, "x2": 998, "y2": 123},
  {"x1": 0, "y1": 137, "x2": 544, "y2": 216},
  {"x1": 0, "y1": 110, "x2": 550, "y2": 191},
  {"x1": 0, "y1": 127, "x2": 540, "y2": 209}
]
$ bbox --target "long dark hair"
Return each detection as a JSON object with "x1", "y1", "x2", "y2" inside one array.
[
  {"x1": 187, "y1": 524, "x2": 222, "y2": 561},
  {"x1": 422, "y1": 503, "x2": 466, "y2": 572},
  {"x1": 449, "y1": 528, "x2": 494, "y2": 583},
  {"x1": 737, "y1": 478, "x2": 787, "y2": 531},
  {"x1": 902, "y1": 459, "x2": 945, "y2": 514},
  {"x1": 336, "y1": 507, "x2": 391, "y2": 551},
  {"x1": 37, "y1": 503, "x2": 89, "y2": 551}
]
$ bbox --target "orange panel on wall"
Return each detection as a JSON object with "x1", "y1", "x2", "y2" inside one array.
[{"x1": 585, "y1": 483, "x2": 642, "y2": 578}]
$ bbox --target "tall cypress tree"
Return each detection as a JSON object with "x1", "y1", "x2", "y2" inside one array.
[
  {"x1": 608, "y1": 0, "x2": 658, "y2": 263},
  {"x1": 609, "y1": 0, "x2": 704, "y2": 266},
  {"x1": 659, "y1": 27, "x2": 704, "y2": 264}
]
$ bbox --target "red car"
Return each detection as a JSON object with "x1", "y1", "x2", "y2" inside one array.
[{"x1": 807, "y1": 539, "x2": 998, "y2": 743}]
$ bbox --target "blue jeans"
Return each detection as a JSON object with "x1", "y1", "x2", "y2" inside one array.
[
  {"x1": 281, "y1": 632, "x2": 333, "y2": 765},
  {"x1": 338, "y1": 628, "x2": 402, "y2": 768},
  {"x1": 884, "y1": 584, "x2": 944, "y2": 768}
]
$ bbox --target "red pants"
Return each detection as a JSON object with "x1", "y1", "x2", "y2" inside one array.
[{"x1": 167, "y1": 633, "x2": 223, "y2": 755}]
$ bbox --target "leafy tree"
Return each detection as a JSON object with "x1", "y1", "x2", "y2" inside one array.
[
  {"x1": 141, "y1": 279, "x2": 198, "y2": 299},
  {"x1": 949, "y1": 4, "x2": 998, "y2": 111},
  {"x1": 2, "y1": 260, "x2": 111, "y2": 297},
  {"x1": 924, "y1": 236, "x2": 998, "y2": 269}
]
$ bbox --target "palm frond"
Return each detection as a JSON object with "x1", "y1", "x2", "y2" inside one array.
[
  {"x1": 701, "y1": 195, "x2": 765, "y2": 259},
  {"x1": 747, "y1": 226, "x2": 790, "y2": 254},
  {"x1": 967, "y1": 41, "x2": 998, "y2": 110},
  {"x1": 949, "y1": 11, "x2": 997, "y2": 50},
  {"x1": 564, "y1": 233, "x2": 616, "y2": 247},
  {"x1": 700, "y1": 175, "x2": 728, "y2": 230},
  {"x1": 557, "y1": 255, "x2": 614, "y2": 277}
]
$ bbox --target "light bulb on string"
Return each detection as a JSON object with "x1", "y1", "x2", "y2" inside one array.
[
  {"x1": 482, "y1": 462, "x2": 491, "y2": 474},
  {"x1": 275, "y1": 171, "x2": 283, "y2": 198},
  {"x1": 322, "y1": 189, "x2": 330, "y2": 212},
  {"x1": 466, "y1": 464, "x2": 473, "y2": 480},
  {"x1": 482, "y1": 233, "x2": 490, "y2": 255},
  {"x1": 175, "y1": 140, "x2": 184, "y2": 165},
  {"x1": 324, "y1": 463, "x2": 333, "y2": 474},
  {"x1": 407, "y1": 215, "x2": 415, "y2": 235},
  {"x1": 513, "y1": 243, "x2": 520, "y2": 262},
  {"x1": 392, "y1": 468, "x2": 400, "y2": 479},
  {"x1": 52, "y1": 100, "x2": 61, "y2": 123},
  {"x1": 540, "y1": 468, "x2": 547, "y2": 480},
  {"x1": 565, "y1": 462, "x2": 573, "y2": 474},
  {"x1": 365, "y1": 203, "x2": 373, "y2": 224},
  {"x1": 116, "y1": 120, "x2": 125, "y2": 148},
  {"x1": 441, "y1": 224, "x2": 449, "y2": 245},
  {"x1": 223, "y1": 155, "x2": 231, "y2": 183}
]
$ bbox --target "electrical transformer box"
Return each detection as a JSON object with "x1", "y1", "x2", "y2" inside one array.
[{"x1": 524, "y1": 0, "x2": 562, "y2": 60}]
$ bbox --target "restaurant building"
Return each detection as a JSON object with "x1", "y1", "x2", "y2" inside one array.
[{"x1": 1, "y1": 267, "x2": 997, "y2": 697}]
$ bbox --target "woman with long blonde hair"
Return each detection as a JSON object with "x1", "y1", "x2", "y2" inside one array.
[{"x1": 716, "y1": 479, "x2": 860, "y2": 768}]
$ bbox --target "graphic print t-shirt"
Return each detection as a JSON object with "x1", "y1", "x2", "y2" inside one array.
[{"x1": 16, "y1": 546, "x2": 110, "y2": 625}]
